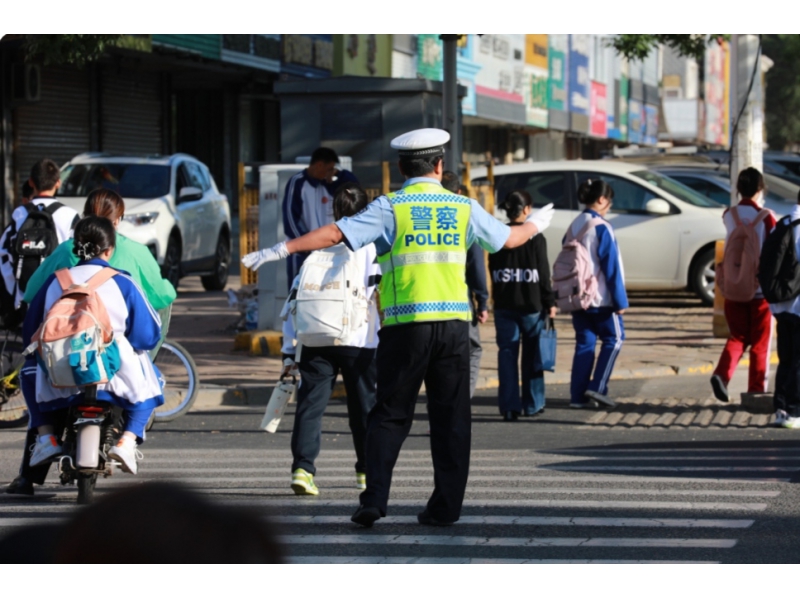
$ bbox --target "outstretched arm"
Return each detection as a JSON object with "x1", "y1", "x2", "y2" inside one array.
[{"x1": 242, "y1": 224, "x2": 344, "y2": 271}]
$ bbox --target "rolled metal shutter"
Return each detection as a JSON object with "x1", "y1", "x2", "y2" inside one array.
[
  {"x1": 14, "y1": 66, "x2": 90, "y2": 180},
  {"x1": 101, "y1": 69, "x2": 162, "y2": 154}
]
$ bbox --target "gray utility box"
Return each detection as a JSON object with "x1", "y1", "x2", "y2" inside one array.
[{"x1": 275, "y1": 76, "x2": 465, "y2": 190}]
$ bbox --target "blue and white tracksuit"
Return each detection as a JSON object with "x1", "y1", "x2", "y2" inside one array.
[
  {"x1": 566, "y1": 209, "x2": 629, "y2": 404},
  {"x1": 22, "y1": 258, "x2": 164, "y2": 439},
  {"x1": 282, "y1": 168, "x2": 359, "y2": 289}
]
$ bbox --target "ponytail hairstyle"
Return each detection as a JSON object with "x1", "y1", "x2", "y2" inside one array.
[
  {"x1": 83, "y1": 188, "x2": 125, "y2": 222},
  {"x1": 499, "y1": 189, "x2": 533, "y2": 221},
  {"x1": 73, "y1": 216, "x2": 116, "y2": 261},
  {"x1": 578, "y1": 178, "x2": 615, "y2": 206},
  {"x1": 333, "y1": 183, "x2": 370, "y2": 220}
]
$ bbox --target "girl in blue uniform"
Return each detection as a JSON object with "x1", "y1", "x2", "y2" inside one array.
[{"x1": 567, "y1": 179, "x2": 628, "y2": 408}]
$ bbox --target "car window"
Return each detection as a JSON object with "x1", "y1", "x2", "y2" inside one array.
[
  {"x1": 60, "y1": 163, "x2": 171, "y2": 199},
  {"x1": 671, "y1": 175, "x2": 731, "y2": 206},
  {"x1": 630, "y1": 170, "x2": 722, "y2": 208},
  {"x1": 182, "y1": 162, "x2": 207, "y2": 191},
  {"x1": 494, "y1": 172, "x2": 571, "y2": 210},
  {"x1": 578, "y1": 172, "x2": 659, "y2": 214},
  {"x1": 198, "y1": 165, "x2": 213, "y2": 192}
]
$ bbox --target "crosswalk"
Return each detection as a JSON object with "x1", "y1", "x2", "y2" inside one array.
[{"x1": 0, "y1": 445, "x2": 795, "y2": 563}]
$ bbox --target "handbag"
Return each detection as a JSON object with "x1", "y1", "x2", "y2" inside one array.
[
  {"x1": 535, "y1": 316, "x2": 557, "y2": 373},
  {"x1": 259, "y1": 374, "x2": 297, "y2": 433}
]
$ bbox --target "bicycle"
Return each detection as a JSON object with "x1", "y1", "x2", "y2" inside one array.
[
  {"x1": 0, "y1": 329, "x2": 27, "y2": 429},
  {"x1": 0, "y1": 333, "x2": 199, "y2": 429},
  {"x1": 152, "y1": 339, "x2": 199, "y2": 423}
]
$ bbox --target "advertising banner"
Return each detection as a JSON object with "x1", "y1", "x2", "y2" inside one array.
[
  {"x1": 473, "y1": 34, "x2": 526, "y2": 125},
  {"x1": 568, "y1": 35, "x2": 590, "y2": 133},
  {"x1": 590, "y1": 81, "x2": 607, "y2": 138},
  {"x1": 704, "y1": 41, "x2": 726, "y2": 145},
  {"x1": 524, "y1": 34, "x2": 549, "y2": 128},
  {"x1": 417, "y1": 34, "x2": 443, "y2": 81},
  {"x1": 644, "y1": 104, "x2": 658, "y2": 145},
  {"x1": 628, "y1": 98, "x2": 643, "y2": 144},
  {"x1": 548, "y1": 34, "x2": 568, "y2": 130}
]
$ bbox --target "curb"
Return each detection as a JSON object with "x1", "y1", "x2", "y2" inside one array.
[
  {"x1": 233, "y1": 330, "x2": 283, "y2": 356},
  {"x1": 192, "y1": 359, "x2": 731, "y2": 410}
]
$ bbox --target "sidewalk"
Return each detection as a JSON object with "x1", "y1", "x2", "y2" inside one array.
[{"x1": 170, "y1": 275, "x2": 748, "y2": 410}]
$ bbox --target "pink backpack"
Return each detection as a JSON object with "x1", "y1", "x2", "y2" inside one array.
[
  {"x1": 27, "y1": 267, "x2": 120, "y2": 388},
  {"x1": 552, "y1": 218, "x2": 604, "y2": 313},
  {"x1": 717, "y1": 207, "x2": 769, "y2": 302}
]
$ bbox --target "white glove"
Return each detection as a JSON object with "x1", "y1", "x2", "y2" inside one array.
[
  {"x1": 525, "y1": 203, "x2": 555, "y2": 235},
  {"x1": 241, "y1": 242, "x2": 289, "y2": 271}
]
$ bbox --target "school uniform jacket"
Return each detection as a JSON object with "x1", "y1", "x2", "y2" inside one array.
[
  {"x1": 0, "y1": 197, "x2": 80, "y2": 307},
  {"x1": 22, "y1": 258, "x2": 163, "y2": 409},
  {"x1": 565, "y1": 209, "x2": 629, "y2": 311}
]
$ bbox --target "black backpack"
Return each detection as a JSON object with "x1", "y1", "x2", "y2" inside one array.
[
  {"x1": 758, "y1": 216, "x2": 800, "y2": 304},
  {"x1": 12, "y1": 202, "x2": 63, "y2": 296}
]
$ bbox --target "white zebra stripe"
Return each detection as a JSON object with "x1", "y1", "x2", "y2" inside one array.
[{"x1": 288, "y1": 557, "x2": 719, "y2": 564}]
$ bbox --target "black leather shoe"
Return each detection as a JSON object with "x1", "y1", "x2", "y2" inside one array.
[
  {"x1": 417, "y1": 510, "x2": 455, "y2": 526},
  {"x1": 5, "y1": 476, "x2": 34, "y2": 496},
  {"x1": 503, "y1": 411, "x2": 519, "y2": 422},
  {"x1": 351, "y1": 505, "x2": 381, "y2": 528}
]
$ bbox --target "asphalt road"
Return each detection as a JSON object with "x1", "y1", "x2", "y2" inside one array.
[{"x1": 1, "y1": 374, "x2": 799, "y2": 563}]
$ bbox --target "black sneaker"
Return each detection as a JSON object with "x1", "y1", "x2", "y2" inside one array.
[
  {"x1": 5, "y1": 476, "x2": 34, "y2": 496},
  {"x1": 351, "y1": 505, "x2": 381, "y2": 528},
  {"x1": 710, "y1": 375, "x2": 729, "y2": 403},
  {"x1": 417, "y1": 509, "x2": 456, "y2": 526},
  {"x1": 585, "y1": 390, "x2": 616, "y2": 408}
]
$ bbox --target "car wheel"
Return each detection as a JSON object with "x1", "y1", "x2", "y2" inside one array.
[
  {"x1": 201, "y1": 232, "x2": 230, "y2": 291},
  {"x1": 162, "y1": 235, "x2": 181, "y2": 291},
  {"x1": 690, "y1": 247, "x2": 716, "y2": 306}
]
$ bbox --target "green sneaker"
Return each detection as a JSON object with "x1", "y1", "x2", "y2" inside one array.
[
  {"x1": 291, "y1": 468, "x2": 319, "y2": 496},
  {"x1": 356, "y1": 472, "x2": 366, "y2": 490}
]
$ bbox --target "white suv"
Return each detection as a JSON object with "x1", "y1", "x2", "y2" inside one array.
[
  {"x1": 471, "y1": 160, "x2": 727, "y2": 305},
  {"x1": 58, "y1": 153, "x2": 232, "y2": 291}
]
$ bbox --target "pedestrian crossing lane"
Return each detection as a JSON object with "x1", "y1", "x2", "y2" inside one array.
[{"x1": 1, "y1": 446, "x2": 795, "y2": 563}]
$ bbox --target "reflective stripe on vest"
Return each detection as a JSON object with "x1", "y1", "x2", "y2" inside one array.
[{"x1": 377, "y1": 182, "x2": 471, "y2": 326}]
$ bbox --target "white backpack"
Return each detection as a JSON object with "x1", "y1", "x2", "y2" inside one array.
[{"x1": 289, "y1": 244, "x2": 369, "y2": 347}]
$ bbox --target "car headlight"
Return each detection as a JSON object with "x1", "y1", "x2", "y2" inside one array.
[{"x1": 123, "y1": 212, "x2": 159, "y2": 226}]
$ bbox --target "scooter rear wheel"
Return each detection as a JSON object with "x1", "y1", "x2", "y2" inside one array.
[{"x1": 77, "y1": 473, "x2": 97, "y2": 505}]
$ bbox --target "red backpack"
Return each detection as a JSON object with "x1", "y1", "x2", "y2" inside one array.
[{"x1": 717, "y1": 206, "x2": 770, "y2": 302}]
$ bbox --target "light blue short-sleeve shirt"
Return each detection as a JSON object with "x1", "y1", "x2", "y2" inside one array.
[{"x1": 335, "y1": 177, "x2": 510, "y2": 255}]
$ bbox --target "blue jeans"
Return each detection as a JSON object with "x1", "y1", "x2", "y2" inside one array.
[
  {"x1": 570, "y1": 308, "x2": 625, "y2": 404},
  {"x1": 494, "y1": 309, "x2": 546, "y2": 415}
]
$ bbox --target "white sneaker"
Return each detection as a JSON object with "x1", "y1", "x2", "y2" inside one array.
[
  {"x1": 108, "y1": 439, "x2": 142, "y2": 474},
  {"x1": 775, "y1": 410, "x2": 789, "y2": 427},
  {"x1": 30, "y1": 435, "x2": 63, "y2": 467},
  {"x1": 782, "y1": 416, "x2": 800, "y2": 430}
]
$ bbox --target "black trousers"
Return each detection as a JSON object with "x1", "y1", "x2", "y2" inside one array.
[
  {"x1": 774, "y1": 313, "x2": 800, "y2": 417},
  {"x1": 291, "y1": 346, "x2": 377, "y2": 475},
  {"x1": 359, "y1": 320, "x2": 471, "y2": 522}
]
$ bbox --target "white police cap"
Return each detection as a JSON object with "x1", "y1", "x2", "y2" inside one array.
[{"x1": 390, "y1": 128, "x2": 450, "y2": 157}]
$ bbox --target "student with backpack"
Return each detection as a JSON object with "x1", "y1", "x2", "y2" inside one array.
[
  {"x1": 0, "y1": 159, "x2": 80, "y2": 325},
  {"x1": 22, "y1": 216, "x2": 163, "y2": 475},
  {"x1": 559, "y1": 179, "x2": 627, "y2": 409},
  {"x1": 760, "y1": 190, "x2": 800, "y2": 428},
  {"x1": 710, "y1": 168, "x2": 776, "y2": 403},
  {"x1": 280, "y1": 183, "x2": 381, "y2": 496},
  {"x1": 489, "y1": 190, "x2": 555, "y2": 421},
  {"x1": 5, "y1": 189, "x2": 176, "y2": 496}
]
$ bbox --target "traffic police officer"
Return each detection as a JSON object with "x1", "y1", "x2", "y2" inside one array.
[{"x1": 242, "y1": 128, "x2": 555, "y2": 527}]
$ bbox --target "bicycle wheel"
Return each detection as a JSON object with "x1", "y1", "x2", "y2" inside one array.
[
  {"x1": 0, "y1": 339, "x2": 28, "y2": 429},
  {"x1": 153, "y1": 340, "x2": 199, "y2": 423}
]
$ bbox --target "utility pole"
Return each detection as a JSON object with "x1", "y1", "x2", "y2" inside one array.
[
  {"x1": 729, "y1": 34, "x2": 764, "y2": 208},
  {"x1": 440, "y1": 34, "x2": 461, "y2": 173}
]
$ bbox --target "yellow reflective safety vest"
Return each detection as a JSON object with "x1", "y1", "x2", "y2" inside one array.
[{"x1": 377, "y1": 181, "x2": 472, "y2": 326}]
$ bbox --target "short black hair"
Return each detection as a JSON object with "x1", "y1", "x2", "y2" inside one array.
[
  {"x1": 30, "y1": 158, "x2": 60, "y2": 193},
  {"x1": 737, "y1": 167, "x2": 765, "y2": 199},
  {"x1": 399, "y1": 154, "x2": 443, "y2": 179},
  {"x1": 441, "y1": 170, "x2": 462, "y2": 194},
  {"x1": 333, "y1": 183, "x2": 369, "y2": 220},
  {"x1": 310, "y1": 147, "x2": 339, "y2": 165}
]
